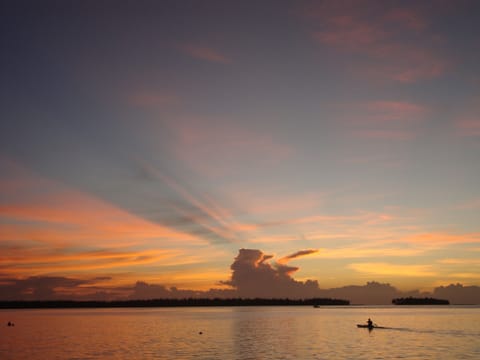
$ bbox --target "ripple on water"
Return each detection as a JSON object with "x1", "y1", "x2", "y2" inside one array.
[{"x1": 0, "y1": 307, "x2": 479, "y2": 359}]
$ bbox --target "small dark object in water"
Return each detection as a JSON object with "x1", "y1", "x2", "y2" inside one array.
[
  {"x1": 7, "y1": 321, "x2": 14, "y2": 327},
  {"x1": 357, "y1": 324, "x2": 387, "y2": 329},
  {"x1": 198, "y1": 331, "x2": 203, "y2": 335}
]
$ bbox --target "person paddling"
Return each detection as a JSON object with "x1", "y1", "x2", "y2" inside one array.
[{"x1": 367, "y1": 318, "x2": 373, "y2": 328}]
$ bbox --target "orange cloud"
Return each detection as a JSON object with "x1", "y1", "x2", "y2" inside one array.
[
  {"x1": 315, "y1": 246, "x2": 425, "y2": 259},
  {"x1": 0, "y1": 197, "x2": 200, "y2": 247},
  {"x1": 400, "y1": 232, "x2": 480, "y2": 246},
  {"x1": 178, "y1": 44, "x2": 231, "y2": 64},
  {"x1": 348, "y1": 262, "x2": 436, "y2": 277},
  {"x1": 0, "y1": 248, "x2": 176, "y2": 276},
  {"x1": 447, "y1": 273, "x2": 480, "y2": 279},
  {"x1": 438, "y1": 258, "x2": 480, "y2": 265},
  {"x1": 0, "y1": 159, "x2": 203, "y2": 245}
]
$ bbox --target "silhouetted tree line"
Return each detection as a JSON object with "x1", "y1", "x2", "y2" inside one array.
[
  {"x1": 0, "y1": 297, "x2": 349, "y2": 309},
  {"x1": 392, "y1": 297, "x2": 449, "y2": 305}
]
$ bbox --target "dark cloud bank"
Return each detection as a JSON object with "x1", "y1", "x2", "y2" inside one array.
[{"x1": 1, "y1": 249, "x2": 479, "y2": 304}]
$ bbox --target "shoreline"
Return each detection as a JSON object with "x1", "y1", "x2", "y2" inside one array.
[{"x1": 0, "y1": 298, "x2": 350, "y2": 309}]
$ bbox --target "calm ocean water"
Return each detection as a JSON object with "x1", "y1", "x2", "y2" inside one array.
[{"x1": 1, "y1": 306, "x2": 479, "y2": 359}]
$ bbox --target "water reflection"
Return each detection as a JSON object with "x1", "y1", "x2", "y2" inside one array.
[
  {"x1": 0, "y1": 306, "x2": 479, "y2": 359},
  {"x1": 232, "y1": 308, "x2": 300, "y2": 359}
]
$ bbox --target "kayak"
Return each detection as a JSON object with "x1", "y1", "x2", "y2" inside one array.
[{"x1": 357, "y1": 324, "x2": 387, "y2": 329}]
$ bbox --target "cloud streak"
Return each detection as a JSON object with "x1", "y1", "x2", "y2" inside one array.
[
  {"x1": 341, "y1": 100, "x2": 429, "y2": 141},
  {"x1": 455, "y1": 118, "x2": 480, "y2": 137},
  {"x1": 307, "y1": 2, "x2": 448, "y2": 83},
  {"x1": 127, "y1": 90, "x2": 179, "y2": 107},
  {"x1": 178, "y1": 44, "x2": 231, "y2": 64},
  {"x1": 348, "y1": 262, "x2": 437, "y2": 277},
  {"x1": 137, "y1": 161, "x2": 242, "y2": 245},
  {"x1": 169, "y1": 117, "x2": 293, "y2": 177},
  {"x1": 279, "y1": 249, "x2": 318, "y2": 263},
  {"x1": 0, "y1": 247, "x2": 178, "y2": 276}
]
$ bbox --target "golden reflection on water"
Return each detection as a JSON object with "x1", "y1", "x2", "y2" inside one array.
[{"x1": 1, "y1": 306, "x2": 479, "y2": 359}]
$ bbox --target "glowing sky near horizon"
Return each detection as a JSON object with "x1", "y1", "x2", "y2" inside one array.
[{"x1": 1, "y1": 0, "x2": 480, "y2": 295}]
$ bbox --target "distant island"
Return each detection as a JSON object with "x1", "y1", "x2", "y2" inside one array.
[
  {"x1": 0, "y1": 297, "x2": 349, "y2": 309},
  {"x1": 392, "y1": 297, "x2": 450, "y2": 305}
]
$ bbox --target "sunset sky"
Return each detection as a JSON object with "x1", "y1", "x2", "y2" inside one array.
[{"x1": 1, "y1": 0, "x2": 480, "y2": 300}]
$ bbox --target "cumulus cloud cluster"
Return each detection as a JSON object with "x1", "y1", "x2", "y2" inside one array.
[{"x1": 221, "y1": 249, "x2": 320, "y2": 299}]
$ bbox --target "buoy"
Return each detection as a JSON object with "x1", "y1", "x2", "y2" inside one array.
[{"x1": 198, "y1": 331, "x2": 203, "y2": 335}]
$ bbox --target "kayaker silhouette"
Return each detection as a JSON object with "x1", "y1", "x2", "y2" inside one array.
[{"x1": 367, "y1": 318, "x2": 373, "y2": 327}]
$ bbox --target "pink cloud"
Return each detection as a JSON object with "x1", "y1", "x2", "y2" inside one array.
[
  {"x1": 169, "y1": 118, "x2": 293, "y2": 177},
  {"x1": 455, "y1": 118, "x2": 480, "y2": 136},
  {"x1": 353, "y1": 129, "x2": 415, "y2": 141},
  {"x1": 308, "y1": 3, "x2": 448, "y2": 83},
  {"x1": 225, "y1": 187, "x2": 323, "y2": 217},
  {"x1": 455, "y1": 198, "x2": 480, "y2": 210},
  {"x1": 128, "y1": 91, "x2": 178, "y2": 107},
  {"x1": 313, "y1": 21, "x2": 386, "y2": 50},
  {"x1": 364, "y1": 100, "x2": 428, "y2": 122},
  {"x1": 178, "y1": 44, "x2": 231, "y2": 64},
  {"x1": 341, "y1": 100, "x2": 428, "y2": 140},
  {"x1": 383, "y1": 8, "x2": 428, "y2": 31},
  {"x1": 367, "y1": 45, "x2": 448, "y2": 83}
]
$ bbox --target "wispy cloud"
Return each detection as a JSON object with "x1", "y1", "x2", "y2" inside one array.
[
  {"x1": 307, "y1": 2, "x2": 448, "y2": 83},
  {"x1": 0, "y1": 193, "x2": 197, "y2": 247},
  {"x1": 178, "y1": 43, "x2": 231, "y2": 64},
  {"x1": 364, "y1": 45, "x2": 448, "y2": 84},
  {"x1": 0, "y1": 248, "x2": 177, "y2": 276},
  {"x1": 127, "y1": 90, "x2": 179, "y2": 107},
  {"x1": 315, "y1": 246, "x2": 425, "y2": 259},
  {"x1": 383, "y1": 8, "x2": 428, "y2": 31},
  {"x1": 226, "y1": 187, "x2": 323, "y2": 217},
  {"x1": 352, "y1": 129, "x2": 415, "y2": 141},
  {"x1": 438, "y1": 258, "x2": 480, "y2": 265},
  {"x1": 348, "y1": 262, "x2": 436, "y2": 277},
  {"x1": 342, "y1": 100, "x2": 429, "y2": 141},
  {"x1": 400, "y1": 232, "x2": 480, "y2": 246},
  {"x1": 278, "y1": 249, "x2": 318, "y2": 263},
  {"x1": 0, "y1": 157, "x2": 209, "y2": 283},
  {"x1": 168, "y1": 117, "x2": 293, "y2": 177},
  {"x1": 454, "y1": 198, "x2": 480, "y2": 210},
  {"x1": 136, "y1": 160, "x2": 246, "y2": 245},
  {"x1": 455, "y1": 118, "x2": 480, "y2": 137},
  {"x1": 363, "y1": 101, "x2": 428, "y2": 122}
]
